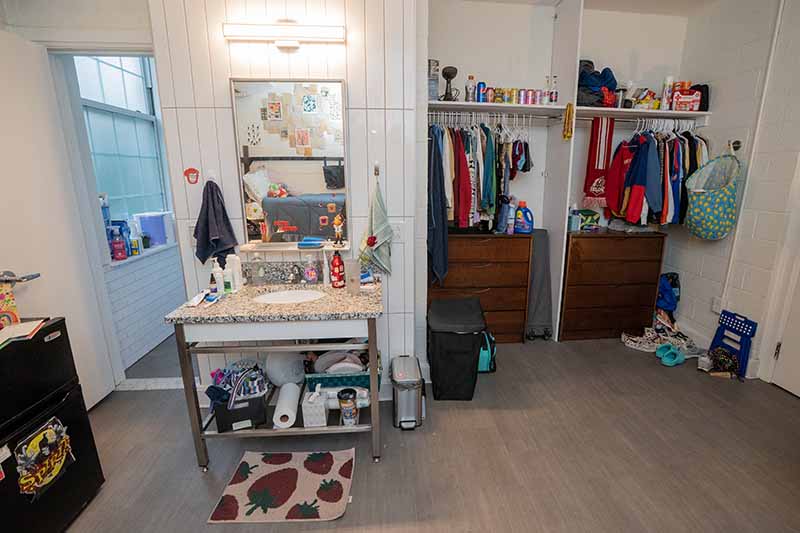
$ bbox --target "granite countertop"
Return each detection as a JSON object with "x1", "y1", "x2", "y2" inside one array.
[{"x1": 165, "y1": 283, "x2": 383, "y2": 325}]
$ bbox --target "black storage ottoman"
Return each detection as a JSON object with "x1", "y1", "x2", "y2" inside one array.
[{"x1": 427, "y1": 297, "x2": 486, "y2": 400}]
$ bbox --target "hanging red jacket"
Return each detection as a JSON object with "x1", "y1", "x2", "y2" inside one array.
[
  {"x1": 452, "y1": 130, "x2": 471, "y2": 228},
  {"x1": 604, "y1": 141, "x2": 633, "y2": 218}
]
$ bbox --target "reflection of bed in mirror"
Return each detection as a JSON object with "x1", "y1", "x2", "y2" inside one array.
[
  {"x1": 241, "y1": 147, "x2": 346, "y2": 242},
  {"x1": 232, "y1": 79, "x2": 348, "y2": 246}
]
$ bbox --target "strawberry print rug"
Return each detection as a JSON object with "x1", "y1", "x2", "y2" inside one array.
[{"x1": 209, "y1": 449, "x2": 355, "y2": 523}]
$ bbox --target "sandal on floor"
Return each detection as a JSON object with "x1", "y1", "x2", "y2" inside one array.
[
  {"x1": 659, "y1": 344, "x2": 686, "y2": 367},
  {"x1": 655, "y1": 343, "x2": 672, "y2": 360}
]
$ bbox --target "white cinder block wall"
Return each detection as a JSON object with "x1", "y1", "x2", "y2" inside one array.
[
  {"x1": 104, "y1": 246, "x2": 186, "y2": 369},
  {"x1": 661, "y1": 0, "x2": 780, "y2": 350},
  {"x1": 146, "y1": 0, "x2": 420, "y2": 388}
]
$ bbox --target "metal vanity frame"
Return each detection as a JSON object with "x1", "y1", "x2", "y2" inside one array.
[{"x1": 173, "y1": 318, "x2": 381, "y2": 471}]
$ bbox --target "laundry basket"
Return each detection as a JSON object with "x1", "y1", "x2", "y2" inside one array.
[{"x1": 685, "y1": 154, "x2": 741, "y2": 240}]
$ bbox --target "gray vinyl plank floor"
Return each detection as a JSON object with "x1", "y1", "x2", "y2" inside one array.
[
  {"x1": 124, "y1": 334, "x2": 198, "y2": 379},
  {"x1": 71, "y1": 339, "x2": 800, "y2": 532}
]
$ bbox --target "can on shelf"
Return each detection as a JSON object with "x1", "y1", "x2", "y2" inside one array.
[
  {"x1": 503, "y1": 89, "x2": 512, "y2": 103},
  {"x1": 519, "y1": 89, "x2": 528, "y2": 105},
  {"x1": 533, "y1": 89, "x2": 543, "y2": 105},
  {"x1": 477, "y1": 81, "x2": 486, "y2": 102},
  {"x1": 485, "y1": 87, "x2": 495, "y2": 103},
  {"x1": 495, "y1": 88, "x2": 505, "y2": 103},
  {"x1": 526, "y1": 89, "x2": 535, "y2": 105}
]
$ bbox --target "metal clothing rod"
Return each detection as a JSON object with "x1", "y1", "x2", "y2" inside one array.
[{"x1": 427, "y1": 111, "x2": 555, "y2": 127}]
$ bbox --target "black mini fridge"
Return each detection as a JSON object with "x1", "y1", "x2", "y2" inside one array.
[{"x1": 0, "y1": 318, "x2": 104, "y2": 532}]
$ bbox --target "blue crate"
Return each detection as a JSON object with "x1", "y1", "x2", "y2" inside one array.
[{"x1": 709, "y1": 311, "x2": 758, "y2": 378}]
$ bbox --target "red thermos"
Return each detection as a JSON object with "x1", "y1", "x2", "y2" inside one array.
[{"x1": 330, "y1": 251, "x2": 345, "y2": 288}]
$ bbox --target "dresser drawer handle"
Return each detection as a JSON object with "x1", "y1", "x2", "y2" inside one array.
[
  {"x1": 472, "y1": 263, "x2": 492, "y2": 268},
  {"x1": 472, "y1": 288, "x2": 491, "y2": 294}
]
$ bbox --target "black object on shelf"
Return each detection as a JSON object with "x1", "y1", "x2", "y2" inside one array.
[
  {"x1": 427, "y1": 297, "x2": 486, "y2": 401},
  {"x1": 0, "y1": 318, "x2": 104, "y2": 532},
  {"x1": 215, "y1": 394, "x2": 268, "y2": 433}
]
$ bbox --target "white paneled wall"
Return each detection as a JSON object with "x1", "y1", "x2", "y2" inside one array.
[
  {"x1": 146, "y1": 0, "x2": 420, "y2": 387},
  {"x1": 661, "y1": 0, "x2": 779, "y2": 349},
  {"x1": 104, "y1": 245, "x2": 187, "y2": 369}
]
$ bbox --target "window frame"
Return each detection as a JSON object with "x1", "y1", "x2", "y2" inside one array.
[{"x1": 77, "y1": 56, "x2": 170, "y2": 224}]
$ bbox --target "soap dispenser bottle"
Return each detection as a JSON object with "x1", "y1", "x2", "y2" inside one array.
[{"x1": 330, "y1": 251, "x2": 345, "y2": 288}]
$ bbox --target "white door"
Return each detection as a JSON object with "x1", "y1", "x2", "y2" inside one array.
[
  {"x1": 774, "y1": 276, "x2": 800, "y2": 397},
  {"x1": 0, "y1": 29, "x2": 115, "y2": 407}
]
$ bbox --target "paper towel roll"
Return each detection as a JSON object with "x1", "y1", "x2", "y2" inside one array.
[{"x1": 273, "y1": 383, "x2": 301, "y2": 429}]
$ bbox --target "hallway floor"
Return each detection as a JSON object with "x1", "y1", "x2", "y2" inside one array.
[
  {"x1": 73, "y1": 340, "x2": 800, "y2": 532},
  {"x1": 124, "y1": 334, "x2": 195, "y2": 379}
]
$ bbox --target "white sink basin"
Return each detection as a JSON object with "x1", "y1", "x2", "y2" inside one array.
[{"x1": 253, "y1": 290, "x2": 325, "y2": 305}]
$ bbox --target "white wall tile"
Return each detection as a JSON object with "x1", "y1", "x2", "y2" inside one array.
[
  {"x1": 161, "y1": 108, "x2": 189, "y2": 220},
  {"x1": 403, "y1": 110, "x2": 416, "y2": 217},
  {"x1": 402, "y1": 0, "x2": 416, "y2": 110},
  {"x1": 214, "y1": 108, "x2": 244, "y2": 219},
  {"x1": 184, "y1": 0, "x2": 215, "y2": 107},
  {"x1": 148, "y1": 0, "x2": 176, "y2": 108},
  {"x1": 364, "y1": 0, "x2": 385, "y2": 108},
  {"x1": 347, "y1": 109, "x2": 369, "y2": 217},
  {"x1": 250, "y1": 42, "x2": 270, "y2": 78},
  {"x1": 384, "y1": 0, "x2": 404, "y2": 109},
  {"x1": 206, "y1": 0, "x2": 232, "y2": 108},
  {"x1": 163, "y1": 0, "x2": 196, "y2": 107},
  {"x1": 367, "y1": 108, "x2": 387, "y2": 201},
  {"x1": 228, "y1": 42, "x2": 251, "y2": 77},
  {"x1": 196, "y1": 108, "x2": 221, "y2": 188},
  {"x1": 345, "y1": 0, "x2": 367, "y2": 108},
  {"x1": 176, "y1": 109, "x2": 205, "y2": 218},
  {"x1": 385, "y1": 109, "x2": 404, "y2": 217}
]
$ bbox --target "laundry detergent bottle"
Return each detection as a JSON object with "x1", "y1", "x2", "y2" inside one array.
[{"x1": 514, "y1": 201, "x2": 534, "y2": 234}]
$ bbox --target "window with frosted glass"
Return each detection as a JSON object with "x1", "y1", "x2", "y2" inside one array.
[{"x1": 74, "y1": 55, "x2": 167, "y2": 223}]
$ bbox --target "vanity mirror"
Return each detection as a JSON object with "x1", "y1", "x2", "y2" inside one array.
[{"x1": 231, "y1": 79, "x2": 347, "y2": 249}]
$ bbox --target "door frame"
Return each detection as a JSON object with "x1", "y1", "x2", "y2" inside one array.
[
  {"x1": 48, "y1": 53, "x2": 126, "y2": 385},
  {"x1": 756, "y1": 158, "x2": 800, "y2": 383}
]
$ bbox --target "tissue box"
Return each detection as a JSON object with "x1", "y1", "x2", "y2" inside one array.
[{"x1": 301, "y1": 392, "x2": 329, "y2": 428}]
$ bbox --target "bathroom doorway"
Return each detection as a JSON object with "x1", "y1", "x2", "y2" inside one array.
[{"x1": 63, "y1": 53, "x2": 188, "y2": 383}]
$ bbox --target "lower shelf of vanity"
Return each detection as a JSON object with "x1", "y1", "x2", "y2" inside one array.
[{"x1": 199, "y1": 384, "x2": 374, "y2": 440}]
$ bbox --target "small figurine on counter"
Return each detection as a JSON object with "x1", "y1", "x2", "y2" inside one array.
[{"x1": 332, "y1": 212, "x2": 345, "y2": 248}]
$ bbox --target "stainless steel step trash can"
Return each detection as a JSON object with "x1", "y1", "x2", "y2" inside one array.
[{"x1": 390, "y1": 355, "x2": 425, "y2": 430}]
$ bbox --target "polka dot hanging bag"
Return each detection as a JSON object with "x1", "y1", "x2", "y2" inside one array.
[{"x1": 685, "y1": 154, "x2": 741, "y2": 240}]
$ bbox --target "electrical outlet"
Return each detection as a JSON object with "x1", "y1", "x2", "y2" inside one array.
[
  {"x1": 390, "y1": 223, "x2": 403, "y2": 243},
  {"x1": 711, "y1": 296, "x2": 722, "y2": 314}
]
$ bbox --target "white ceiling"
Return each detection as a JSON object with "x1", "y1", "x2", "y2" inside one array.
[{"x1": 470, "y1": 0, "x2": 713, "y2": 15}]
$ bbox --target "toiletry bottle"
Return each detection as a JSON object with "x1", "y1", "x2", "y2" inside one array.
[
  {"x1": 212, "y1": 259, "x2": 225, "y2": 296},
  {"x1": 111, "y1": 228, "x2": 127, "y2": 261},
  {"x1": 226, "y1": 253, "x2": 242, "y2": 292},
  {"x1": 330, "y1": 251, "x2": 345, "y2": 288},
  {"x1": 550, "y1": 76, "x2": 559, "y2": 104},
  {"x1": 514, "y1": 201, "x2": 534, "y2": 234},
  {"x1": 465, "y1": 75, "x2": 476, "y2": 102},
  {"x1": 505, "y1": 201, "x2": 516, "y2": 235},
  {"x1": 303, "y1": 256, "x2": 319, "y2": 283},
  {"x1": 223, "y1": 261, "x2": 234, "y2": 294},
  {"x1": 209, "y1": 273, "x2": 218, "y2": 295},
  {"x1": 542, "y1": 76, "x2": 551, "y2": 105}
]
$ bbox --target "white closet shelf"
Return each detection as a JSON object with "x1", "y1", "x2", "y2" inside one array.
[
  {"x1": 428, "y1": 100, "x2": 566, "y2": 117},
  {"x1": 575, "y1": 106, "x2": 711, "y2": 122}
]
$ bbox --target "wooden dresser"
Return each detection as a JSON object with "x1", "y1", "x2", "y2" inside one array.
[
  {"x1": 429, "y1": 234, "x2": 532, "y2": 343},
  {"x1": 559, "y1": 231, "x2": 666, "y2": 341}
]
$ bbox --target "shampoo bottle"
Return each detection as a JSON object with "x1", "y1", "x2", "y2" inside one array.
[
  {"x1": 505, "y1": 201, "x2": 516, "y2": 235},
  {"x1": 226, "y1": 253, "x2": 242, "y2": 292}
]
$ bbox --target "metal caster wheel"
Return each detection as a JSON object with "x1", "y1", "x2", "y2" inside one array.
[
  {"x1": 372, "y1": 457, "x2": 381, "y2": 464},
  {"x1": 201, "y1": 466, "x2": 209, "y2": 473}
]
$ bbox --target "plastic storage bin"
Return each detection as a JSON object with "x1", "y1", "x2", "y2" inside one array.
[
  {"x1": 391, "y1": 355, "x2": 425, "y2": 429},
  {"x1": 427, "y1": 297, "x2": 486, "y2": 400}
]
